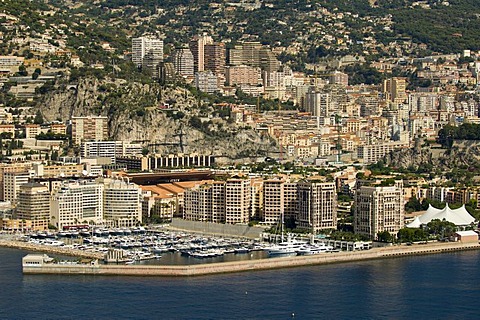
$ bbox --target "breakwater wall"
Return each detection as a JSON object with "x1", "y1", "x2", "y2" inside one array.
[
  {"x1": 169, "y1": 219, "x2": 265, "y2": 239},
  {"x1": 0, "y1": 240, "x2": 104, "y2": 260},
  {"x1": 23, "y1": 242, "x2": 480, "y2": 277}
]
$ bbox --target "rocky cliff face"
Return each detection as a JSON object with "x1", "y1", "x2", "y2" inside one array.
[
  {"x1": 36, "y1": 77, "x2": 277, "y2": 164},
  {"x1": 383, "y1": 139, "x2": 438, "y2": 170},
  {"x1": 383, "y1": 139, "x2": 480, "y2": 171}
]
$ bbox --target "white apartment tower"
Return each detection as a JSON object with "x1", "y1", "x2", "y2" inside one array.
[
  {"x1": 297, "y1": 180, "x2": 337, "y2": 233},
  {"x1": 102, "y1": 178, "x2": 142, "y2": 227},
  {"x1": 132, "y1": 36, "x2": 164, "y2": 68},
  {"x1": 305, "y1": 88, "x2": 330, "y2": 117},
  {"x1": 4, "y1": 171, "x2": 31, "y2": 205},
  {"x1": 172, "y1": 48, "x2": 194, "y2": 78},
  {"x1": 354, "y1": 182, "x2": 404, "y2": 240},
  {"x1": 195, "y1": 71, "x2": 218, "y2": 94},
  {"x1": 51, "y1": 181, "x2": 104, "y2": 229}
]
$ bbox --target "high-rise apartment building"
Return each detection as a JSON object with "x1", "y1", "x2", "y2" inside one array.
[
  {"x1": 4, "y1": 171, "x2": 31, "y2": 205},
  {"x1": 383, "y1": 77, "x2": 407, "y2": 103},
  {"x1": 228, "y1": 42, "x2": 279, "y2": 72},
  {"x1": 189, "y1": 34, "x2": 213, "y2": 73},
  {"x1": 51, "y1": 181, "x2": 104, "y2": 230},
  {"x1": 16, "y1": 183, "x2": 50, "y2": 231},
  {"x1": 225, "y1": 178, "x2": 251, "y2": 224},
  {"x1": 102, "y1": 178, "x2": 142, "y2": 227},
  {"x1": 183, "y1": 182, "x2": 225, "y2": 223},
  {"x1": 172, "y1": 48, "x2": 194, "y2": 78},
  {"x1": 0, "y1": 164, "x2": 32, "y2": 201},
  {"x1": 354, "y1": 182, "x2": 404, "y2": 240},
  {"x1": 284, "y1": 182, "x2": 298, "y2": 219},
  {"x1": 305, "y1": 88, "x2": 330, "y2": 117},
  {"x1": 262, "y1": 179, "x2": 284, "y2": 225},
  {"x1": 71, "y1": 116, "x2": 108, "y2": 145},
  {"x1": 204, "y1": 42, "x2": 226, "y2": 85},
  {"x1": 131, "y1": 36, "x2": 164, "y2": 68},
  {"x1": 297, "y1": 180, "x2": 337, "y2": 233}
]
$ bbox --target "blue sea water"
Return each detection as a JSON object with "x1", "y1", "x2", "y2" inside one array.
[{"x1": 0, "y1": 247, "x2": 479, "y2": 319}]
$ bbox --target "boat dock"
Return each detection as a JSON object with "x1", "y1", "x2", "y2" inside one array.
[{"x1": 22, "y1": 242, "x2": 480, "y2": 277}]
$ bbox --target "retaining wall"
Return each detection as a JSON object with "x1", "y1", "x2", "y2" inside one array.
[{"x1": 169, "y1": 219, "x2": 265, "y2": 239}]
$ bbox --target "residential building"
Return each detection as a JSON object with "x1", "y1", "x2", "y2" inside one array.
[
  {"x1": 354, "y1": 182, "x2": 404, "y2": 240},
  {"x1": 131, "y1": 36, "x2": 163, "y2": 68},
  {"x1": 24, "y1": 124, "x2": 40, "y2": 139},
  {"x1": 195, "y1": 71, "x2": 218, "y2": 94},
  {"x1": 225, "y1": 65, "x2": 262, "y2": 86},
  {"x1": 71, "y1": 116, "x2": 108, "y2": 144},
  {"x1": 102, "y1": 178, "x2": 142, "y2": 227},
  {"x1": 225, "y1": 178, "x2": 251, "y2": 224},
  {"x1": 329, "y1": 71, "x2": 349, "y2": 86},
  {"x1": 189, "y1": 33, "x2": 213, "y2": 73},
  {"x1": 50, "y1": 123, "x2": 67, "y2": 135},
  {"x1": 50, "y1": 181, "x2": 104, "y2": 229},
  {"x1": 383, "y1": 77, "x2": 407, "y2": 103},
  {"x1": 305, "y1": 89, "x2": 330, "y2": 117},
  {"x1": 0, "y1": 124, "x2": 15, "y2": 137},
  {"x1": 0, "y1": 164, "x2": 32, "y2": 201},
  {"x1": 357, "y1": 142, "x2": 409, "y2": 164},
  {"x1": 204, "y1": 42, "x2": 226, "y2": 79},
  {"x1": 16, "y1": 183, "x2": 50, "y2": 231},
  {"x1": 262, "y1": 179, "x2": 284, "y2": 225},
  {"x1": 82, "y1": 141, "x2": 142, "y2": 163},
  {"x1": 3, "y1": 171, "x2": 31, "y2": 205},
  {"x1": 172, "y1": 48, "x2": 194, "y2": 78},
  {"x1": 297, "y1": 179, "x2": 337, "y2": 233}
]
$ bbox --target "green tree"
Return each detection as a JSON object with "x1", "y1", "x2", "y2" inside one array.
[
  {"x1": 34, "y1": 110, "x2": 44, "y2": 124},
  {"x1": 377, "y1": 231, "x2": 393, "y2": 243}
]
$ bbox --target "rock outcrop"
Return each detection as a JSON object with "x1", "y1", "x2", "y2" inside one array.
[
  {"x1": 384, "y1": 139, "x2": 480, "y2": 171},
  {"x1": 36, "y1": 77, "x2": 278, "y2": 164}
]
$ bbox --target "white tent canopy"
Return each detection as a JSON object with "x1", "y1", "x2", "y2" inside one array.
[{"x1": 406, "y1": 203, "x2": 476, "y2": 228}]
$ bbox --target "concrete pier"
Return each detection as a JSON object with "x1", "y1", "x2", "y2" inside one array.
[
  {"x1": 21, "y1": 242, "x2": 480, "y2": 277},
  {"x1": 0, "y1": 240, "x2": 104, "y2": 260}
]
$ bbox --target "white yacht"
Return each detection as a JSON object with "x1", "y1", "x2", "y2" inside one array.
[
  {"x1": 297, "y1": 243, "x2": 335, "y2": 255},
  {"x1": 265, "y1": 236, "x2": 307, "y2": 257}
]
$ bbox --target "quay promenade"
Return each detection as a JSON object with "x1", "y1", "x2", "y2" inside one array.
[{"x1": 21, "y1": 241, "x2": 480, "y2": 277}]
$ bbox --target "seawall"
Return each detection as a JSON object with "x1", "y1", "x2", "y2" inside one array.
[
  {"x1": 22, "y1": 241, "x2": 480, "y2": 277},
  {"x1": 0, "y1": 240, "x2": 104, "y2": 260}
]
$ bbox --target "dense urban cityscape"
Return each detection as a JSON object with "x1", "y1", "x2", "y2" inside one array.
[
  {"x1": 3, "y1": 0, "x2": 480, "y2": 318},
  {"x1": 0, "y1": 0, "x2": 480, "y2": 260}
]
